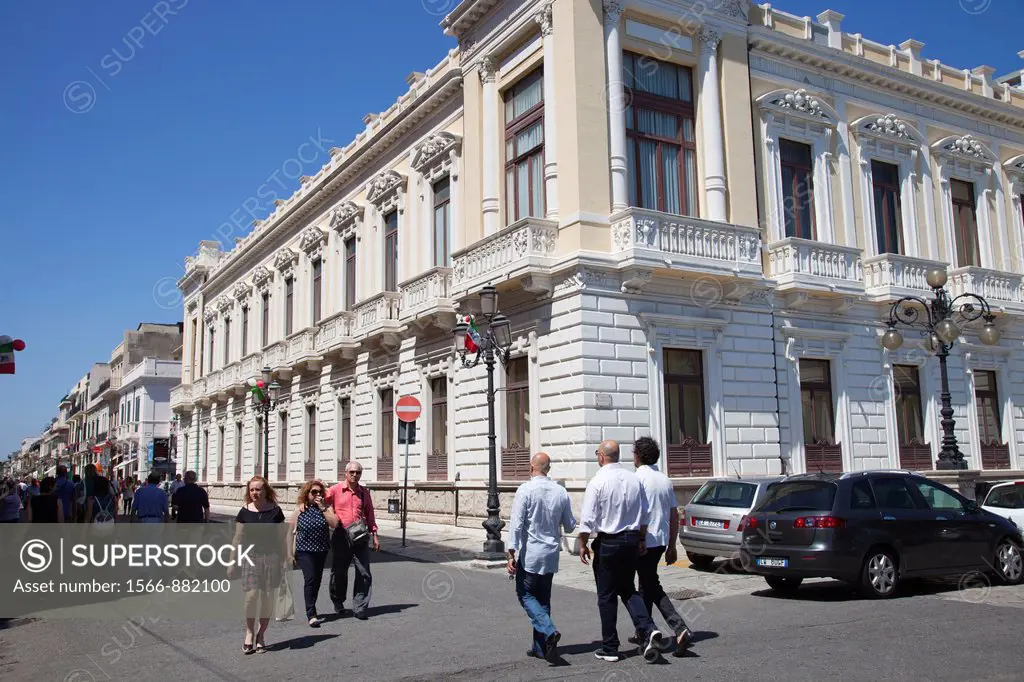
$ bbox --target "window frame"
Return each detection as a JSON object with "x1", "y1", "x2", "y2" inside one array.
[
  {"x1": 779, "y1": 138, "x2": 817, "y2": 240},
  {"x1": 344, "y1": 237, "x2": 356, "y2": 310},
  {"x1": 502, "y1": 357, "x2": 531, "y2": 480},
  {"x1": 305, "y1": 404, "x2": 316, "y2": 479},
  {"x1": 383, "y1": 210, "x2": 399, "y2": 292},
  {"x1": 950, "y1": 178, "x2": 981, "y2": 268},
  {"x1": 234, "y1": 421, "x2": 242, "y2": 482},
  {"x1": 337, "y1": 397, "x2": 351, "y2": 480},
  {"x1": 284, "y1": 276, "x2": 295, "y2": 336},
  {"x1": 504, "y1": 68, "x2": 546, "y2": 225},
  {"x1": 241, "y1": 306, "x2": 249, "y2": 357},
  {"x1": 311, "y1": 258, "x2": 323, "y2": 325},
  {"x1": 378, "y1": 388, "x2": 395, "y2": 481},
  {"x1": 429, "y1": 377, "x2": 448, "y2": 481},
  {"x1": 277, "y1": 411, "x2": 288, "y2": 482},
  {"x1": 432, "y1": 176, "x2": 451, "y2": 268},
  {"x1": 799, "y1": 359, "x2": 836, "y2": 445},
  {"x1": 222, "y1": 316, "x2": 231, "y2": 366},
  {"x1": 974, "y1": 369, "x2": 1002, "y2": 444},
  {"x1": 260, "y1": 292, "x2": 270, "y2": 348},
  {"x1": 871, "y1": 159, "x2": 903, "y2": 255}
]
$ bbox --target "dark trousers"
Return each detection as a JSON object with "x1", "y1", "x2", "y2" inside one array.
[
  {"x1": 515, "y1": 565, "x2": 556, "y2": 655},
  {"x1": 592, "y1": 532, "x2": 657, "y2": 652},
  {"x1": 295, "y1": 550, "x2": 328, "y2": 619},
  {"x1": 329, "y1": 530, "x2": 372, "y2": 613},
  {"x1": 637, "y1": 546, "x2": 688, "y2": 636}
]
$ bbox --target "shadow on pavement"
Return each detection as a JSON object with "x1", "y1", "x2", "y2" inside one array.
[
  {"x1": 268, "y1": 633, "x2": 339, "y2": 651},
  {"x1": 366, "y1": 602, "x2": 418, "y2": 617},
  {"x1": 750, "y1": 577, "x2": 983, "y2": 602}
]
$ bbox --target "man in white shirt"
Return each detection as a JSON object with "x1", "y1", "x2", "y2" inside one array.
[
  {"x1": 507, "y1": 452, "x2": 577, "y2": 663},
  {"x1": 632, "y1": 436, "x2": 691, "y2": 656},
  {"x1": 578, "y1": 440, "x2": 664, "y2": 664}
]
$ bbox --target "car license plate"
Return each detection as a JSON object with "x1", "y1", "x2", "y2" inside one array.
[
  {"x1": 694, "y1": 519, "x2": 726, "y2": 529},
  {"x1": 757, "y1": 557, "x2": 788, "y2": 568}
]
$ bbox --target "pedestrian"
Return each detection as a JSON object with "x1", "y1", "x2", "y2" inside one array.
[
  {"x1": 289, "y1": 480, "x2": 338, "y2": 628},
  {"x1": 229, "y1": 476, "x2": 287, "y2": 654},
  {"x1": 0, "y1": 479, "x2": 22, "y2": 523},
  {"x1": 121, "y1": 477, "x2": 135, "y2": 515},
  {"x1": 631, "y1": 437, "x2": 691, "y2": 656},
  {"x1": 27, "y1": 476, "x2": 63, "y2": 523},
  {"x1": 171, "y1": 471, "x2": 209, "y2": 523},
  {"x1": 169, "y1": 473, "x2": 185, "y2": 520},
  {"x1": 72, "y1": 474, "x2": 86, "y2": 522},
  {"x1": 86, "y1": 476, "x2": 118, "y2": 524},
  {"x1": 131, "y1": 472, "x2": 170, "y2": 523},
  {"x1": 54, "y1": 466, "x2": 75, "y2": 522},
  {"x1": 578, "y1": 440, "x2": 664, "y2": 664},
  {"x1": 506, "y1": 452, "x2": 577, "y2": 663},
  {"x1": 325, "y1": 461, "x2": 379, "y2": 619}
]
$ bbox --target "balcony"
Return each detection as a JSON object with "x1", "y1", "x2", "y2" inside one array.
[
  {"x1": 316, "y1": 311, "x2": 358, "y2": 360},
  {"x1": 287, "y1": 327, "x2": 322, "y2": 371},
  {"x1": 768, "y1": 238, "x2": 864, "y2": 304},
  {"x1": 239, "y1": 352, "x2": 265, "y2": 384},
  {"x1": 864, "y1": 253, "x2": 948, "y2": 303},
  {"x1": 451, "y1": 217, "x2": 559, "y2": 298},
  {"x1": 948, "y1": 266, "x2": 1024, "y2": 314},
  {"x1": 353, "y1": 292, "x2": 403, "y2": 351},
  {"x1": 170, "y1": 384, "x2": 193, "y2": 412},
  {"x1": 611, "y1": 207, "x2": 764, "y2": 281},
  {"x1": 192, "y1": 376, "x2": 208, "y2": 406},
  {"x1": 399, "y1": 266, "x2": 456, "y2": 332},
  {"x1": 263, "y1": 341, "x2": 290, "y2": 378}
]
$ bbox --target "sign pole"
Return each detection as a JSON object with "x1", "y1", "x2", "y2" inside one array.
[
  {"x1": 394, "y1": 395, "x2": 422, "y2": 549},
  {"x1": 402, "y1": 430, "x2": 410, "y2": 548}
]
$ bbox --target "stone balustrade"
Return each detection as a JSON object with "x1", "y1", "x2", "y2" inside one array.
[
  {"x1": 863, "y1": 253, "x2": 947, "y2": 302},
  {"x1": 400, "y1": 266, "x2": 455, "y2": 321},
  {"x1": 451, "y1": 217, "x2": 558, "y2": 295},
  {"x1": 768, "y1": 237, "x2": 864, "y2": 295}
]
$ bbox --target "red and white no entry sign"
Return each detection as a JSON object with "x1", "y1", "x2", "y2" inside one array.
[{"x1": 395, "y1": 395, "x2": 422, "y2": 422}]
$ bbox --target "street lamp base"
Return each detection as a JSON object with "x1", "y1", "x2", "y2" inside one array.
[
  {"x1": 935, "y1": 458, "x2": 968, "y2": 471},
  {"x1": 473, "y1": 551, "x2": 507, "y2": 563}
]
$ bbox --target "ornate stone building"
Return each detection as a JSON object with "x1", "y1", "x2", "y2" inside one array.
[{"x1": 172, "y1": 0, "x2": 1024, "y2": 521}]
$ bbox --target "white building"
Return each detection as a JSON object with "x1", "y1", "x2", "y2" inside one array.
[{"x1": 115, "y1": 358, "x2": 181, "y2": 480}]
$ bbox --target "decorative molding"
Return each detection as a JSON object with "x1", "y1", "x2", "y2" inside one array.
[
  {"x1": 478, "y1": 56, "x2": 497, "y2": 83},
  {"x1": 252, "y1": 265, "x2": 273, "y2": 292},
  {"x1": 781, "y1": 326, "x2": 851, "y2": 362},
  {"x1": 857, "y1": 114, "x2": 922, "y2": 143},
  {"x1": 554, "y1": 268, "x2": 620, "y2": 293},
  {"x1": 370, "y1": 370, "x2": 399, "y2": 391},
  {"x1": 534, "y1": 1, "x2": 553, "y2": 36},
  {"x1": 329, "y1": 201, "x2": 363, "y2": 241},
  {"x1": 203, "y1": 305, "x2": 217, "y2": 323},
  {"x1": 215, "y1": 295, "x2": 233, "y2": 314},
  {"x1": 366, "y1": 169, "x2": 407, "y2": 214},
  {"x1": 758, "y1": 88, "x2": 836, "y2": 121},
  {"x1": 272, "y1": 248, "x2": 298, "y2": 274},
  {"x1": 186, "y1": 298, "x2": 199, "y2": 313},
  {"x1": 698, "y1": 27, "x2": 721, "y2": 52},
  {"x1": 232, "y1": 281, "x2": 251, "y2": 302},
  {"x1": 620, "y1": 268, "x2": 653, "y2": 295},
  {"x1": 411, "y1": 131, "x2": 462, "y2": 182},
  {"x1": 716, "y1": 0, "x2": 750, "y2": 20},
  {"x1": 602, "y1": 0, "x2": 624, "y2": 25},
  {"x1": 938, "y1": 134, "x2": 994, "y2": 162},
  {"x1": 298, "y1": 226, "x2": 327, "y2": 259}
]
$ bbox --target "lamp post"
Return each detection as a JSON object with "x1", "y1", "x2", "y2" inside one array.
[
  {"x1": 881, "y1": 267, "x2": 1001, "y2": 470},
  {"x1": 252, "y1": 366, "x2": 282, "y2": 480},
  {"x1": 452, "y1": 285, "x2": 514, "y2": 561}
]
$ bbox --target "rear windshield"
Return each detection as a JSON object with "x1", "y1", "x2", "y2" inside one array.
[
  {"x1": 756, "y1": 481, "x2": 837, "y2": 513},
  {"x1": 691, "y1": 481, "x2": 757, "y2": 508},
  {"x1": 985, "y1": 485, "x2": 1024, "y2": 509}
]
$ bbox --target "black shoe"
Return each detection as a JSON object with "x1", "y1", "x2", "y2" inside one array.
[
  {"x1": 544, "y1": 631, "x2": 561, "y2": 662},
  {"x1": 673, "y1": 628, "x2": 692, "y2": 657},
  {"x1": 526, "y1": 650, "x2": 540, "y2": 659},
  {"x1": 627, "y1": 635, "x2": 639, "y2": 645},
  {"x1": 353, "y1": 610, "x2": 367, "y2": 620},
  {"x1": 642, "y1": 630, "x2": 663, "y2": 663},
  {"x1": 334, "y1": 605, "x2": 346, "y2": 615},
  {"x1": 594, "y1": 650, "x2": 621, "y2": 662}
]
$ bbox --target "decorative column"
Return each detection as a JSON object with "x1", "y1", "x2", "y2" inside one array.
[
  {"x1": 698, "y1": 27, "x2": 728, "y2": 222},
  {"x1": 835, "y1": 100, "x2": 858, "y2": 247},
  {"x1": 479, "y1": 57, "x2": 500, "y2": 235},
  {"x1": 921, "y1": 147, "x2": 939, "y2": 260},
  {"x1": 603, "y1": 0, "x2": 628, "y2": 213},
  {"x1": 535, "y1": 2, "x2": 558, "y2": 221}
]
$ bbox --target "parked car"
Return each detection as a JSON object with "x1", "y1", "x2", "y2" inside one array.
[
  {"x1": 739, "y1": 470, "x2": 1024, "y2": 598},
  {"x1": 680, "y1": 476, "x2": 781, "y2": 568},
  {"x1": 981, "y1": 481, "x2": 1024, "y2": 527}
]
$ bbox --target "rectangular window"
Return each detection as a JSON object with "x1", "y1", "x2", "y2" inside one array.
[
  {"x1": 893, "y1": 364, "x2": 931, "y2": 471},
  {"x1": 311, "y1": 258, "x2": 323, "y2": 324},
  {"x1": 800, "y1": 359, "x2": 843, "y2": 473},
  {"x1": 278, "y1": 412, "x2": 288, "y2": 482},
  {"x1": 223, "y1": 317, "x2": 231, "y2": 366},
  {"x1": 203, "y1": 430, "x2": 209, "y2": 479},
  {"x1": 284, "y1": 277, "x2": 294, "y2": 336},
  {"x1": 952, "y1": 179, "x2": 980, "y2": 267},
  {"x1": 623, "y1": 53, "x2": 697, "y2": 216},
  {"x1": 305, "y1": 405, "x2": 316, "y2": 479},
  {"x1": 384, "y1": 211, "x2": 399, "y2": 292},
  {"x1": 190, "y1": 319, "x2": 199, "y2": 379},
  {"x1": 344, "y1": 238, "x2": 356, "y2": 310},
  {"x1": 378, "y1": 389, "x2": 394, "y2": 481},
  {"x1": 134, "y1": 396, "x2": 140, "y2": 422},
  {"x1": 662, "y1": 349, "x2": 712, "y2": 477},
  {"x1": 975, "y1": 370, "x2": 1001, "y2": 444},
  {"x1": 504, "y1": 69, "x2": 546, "y2": 224},
  {"x1": 241, "y1": 307, "x2": 249, "y2": 357},
  {"x1": 234, "y1": 422, "x2": 242, "y2": 481},
  {"x1": 872, "y1": 160, "x2": 903, "y2": 255},
  {"x1": 254, "y1": 417, "x2": 262, "y2": 479},
  {"x1": 780, "y1": 139, "x2": 816, "y2": 239},
  {"x1": 261, "y1": 292, "x2": 270, "y2": 347},
  {"x1": 502, "y1": 358, "x2": 531, "y2": 480},
  {"x1": 337, "y1": 398, "x2": 351, "y2": 479},
  {"x1": 429, "y1": 377, "x2": 448, "y2": 481},
  {"x1": 217, "y1": 426, "x2": 224, "y2": 481},
  {"x1": 433, "y1": 177, "x2": 451, "y2": 267},
  {"x1": 208, "y1": 329, "x2": 215, "y2": 372}
]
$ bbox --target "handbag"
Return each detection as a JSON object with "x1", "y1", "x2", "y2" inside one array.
[{"x1": 343, "y1": 487, "x2": 371, "y2": 544}]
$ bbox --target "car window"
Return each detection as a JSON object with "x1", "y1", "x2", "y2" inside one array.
[
  {"x1": 850, "y1": 479, "x2": 876, "y2": 510},
  {"x1": 913, "y1": 480, "x2": 965, "y2": 512},
  {"x1": 870, "y1": 477, "x2": 919, "y2": 510},
  {"x1": 755, "y1": 481, "x2": 837, "y2": 512},
  {"x1": 984, "y1": 485, "x2": 1024, "y2": 509},
  {"x1": 691, "y1": 481, "x2": 757, "y2": 508}
]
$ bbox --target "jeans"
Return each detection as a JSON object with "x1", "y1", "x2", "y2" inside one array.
[
  {"x1": 329, "y1": 529, "x2": 372, "y2": 613},
  {"x1": 515, "y1": 565, "x2": 556, "y2": 655},
  {"x1": 637, "y1": 546, "x2": 688, "y2": 636},
  {"x1": 295, "y1": 550, "x2": 329, "y2": 619},
  {"x1": 592, "y1": 532, "x2": 656, "y2": 653}
]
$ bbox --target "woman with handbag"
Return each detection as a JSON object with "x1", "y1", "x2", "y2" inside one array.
[
  {"x1": 289, "y1": 480, "x2": 338, "y2": 627},
  {"x1": 324, "y1": 461, "x2": 379, "y2": 619}
]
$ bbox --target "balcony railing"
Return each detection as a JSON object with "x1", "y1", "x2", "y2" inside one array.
[
  {"x1": 948, "y1": 266, "x2": 1024, "y2": 312},
  {"x1": 316, "y1": 311, "x2": 357, "y2": 357},
  {"x1": 239, "y1": 352, "x2": 264, "y2": 383},
  {"x1": 353, "y1": 292, "x2": 402, "y2": 335},
  {"x1": 170, "y1": 384, "x2": 193, "y2": 411},
  {"x1": 287, "y1": 327, "x2": 321, "y2": 367},
  {"x1": 400, "y1": 266, "x2": 455, "y2": 322},
  {"x1": 864, "y1": 253, "x2": 947, "y2": 302},
  {"x1": 264, "y1": 341, "x2": 288, "y2": 370},
  {"x1": 451, "y1": 217, "x2": 559, "y2": 296},
  {"x1": 610, "y1": 207, "x2": 763, "y2": 278},
  {"x1": 768, "y1": 238, "x2": 864, "y2": 295}
]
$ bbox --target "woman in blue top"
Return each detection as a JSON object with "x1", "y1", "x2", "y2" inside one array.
[{"x1": 289, "y1": 480, "x2": 338, "y2": 627}]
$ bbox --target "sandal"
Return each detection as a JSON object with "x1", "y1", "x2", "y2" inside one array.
[
  {"x1": 254, "y1": 635, "x2": 267, "y2": 653},
  {"x1": 243, "y1": 637, "x2": 254, "y2": 655}
]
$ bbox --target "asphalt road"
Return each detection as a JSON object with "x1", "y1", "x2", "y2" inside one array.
[{"x1": 1, "y1": 548, "x2": 1022, "y2": 682}]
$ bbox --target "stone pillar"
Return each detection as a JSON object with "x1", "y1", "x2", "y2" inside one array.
[
  {"x1": 698, "y1": 27, "x2": 728, "y2": 222},
  {"x1": 603, "y1": 0, "x2": 628, "y2": 213},
  {"x1": 479, "y1": 57, "x2": 500, "y2": 235},
  {"x1": 535, "y1": 3, "x2": 558, "y2": 221}
]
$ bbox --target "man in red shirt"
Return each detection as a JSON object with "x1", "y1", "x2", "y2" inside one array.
[{"x1": 325, "y1": 461, "x2": 379, "y2": 619}]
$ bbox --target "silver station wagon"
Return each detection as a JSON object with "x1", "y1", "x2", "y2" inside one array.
[{"x1": 680, "y1": 476, "x2": 781, "y2": 568}]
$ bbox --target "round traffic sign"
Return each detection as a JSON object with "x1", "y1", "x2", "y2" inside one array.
[{"x1": 395, "y1": 395, "x2": 422, "y2": 422}]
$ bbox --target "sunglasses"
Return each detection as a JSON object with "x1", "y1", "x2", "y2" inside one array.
[
  {"x1": 310, "y1": 490, "x2": 324, "y2": 496},
  {"x1": 346, "y1": 471, "x2": 362, "y2": 476}
]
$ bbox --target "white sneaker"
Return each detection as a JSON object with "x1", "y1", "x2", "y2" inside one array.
[{"x1": 642, "y1": 631, "x2": 663, "y2": 663}]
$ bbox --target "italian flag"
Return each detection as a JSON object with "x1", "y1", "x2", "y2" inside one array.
[
  {"x1": 461, "y1": 315, "x2": 482, "y2": 354},
  {"x1": 247, "y1": 377, "x2": 267, "y2": 402},
  {"x1": 0, "y1": 336, "x2": 25, "y2": 375}
]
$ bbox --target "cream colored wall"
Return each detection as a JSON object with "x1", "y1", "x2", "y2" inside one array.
[
  {"x1": 462, "y1": 67, "x2": 482, "y2": 252},
  {"x1": 721, "y1": 33, "x2": 758, "y2": 229}
]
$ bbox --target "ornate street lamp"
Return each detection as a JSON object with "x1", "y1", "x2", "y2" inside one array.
[
  {"x1": 882, "y1": 267, "x2": 1001, "y2": 470},
  {"x1": 252, "y1": 366, "x2": 281, "y2": 480},
  {"x1": 453, "y1": 285, "x2": 514, "y2": 561}
]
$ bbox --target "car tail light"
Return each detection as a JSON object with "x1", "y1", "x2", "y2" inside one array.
[
  {"x1": 794, "y1": 516, "x2": 846, "y2": 529},
  {"x1": 738, "y1": 515, "x2": 756, "y2": 531}
]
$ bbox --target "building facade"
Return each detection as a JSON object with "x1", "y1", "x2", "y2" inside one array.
[{"x1": 171, "y1": 0, "x2": 1024, "y2": 520}]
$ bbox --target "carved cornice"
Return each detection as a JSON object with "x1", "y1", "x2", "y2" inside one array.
[
  {"x1": 861, "y1": 114, "x2": 915, "y2": 140},
  {"x1": 765, "y1": 88, "x2": 832, "y2": 119},
  {"x1": 203, "y1": 305, "x2": 217, "y2": 323},
  {"x1": 534, "y1": 2, "x2": 553, "y2": 36},
  {"x1": 232, "y1": 281, "x2": 252, "y2": 302},
  {"x1": 411, "y1": 132, "x2": 462, "y2": 177},
  {"x1": 252, "y1": 265, "x2": 273, "y2": 291},
  {"x1": 366, "y1": 170, "x2": 407, "y2": 212},
  {"x1": 273, "y1": 248, "x2": 299, "y2": 274},
  {"x1": 329, "y1": 201, "x2": 364, "y2": 241},
  {"x1": 299, "y1": 226, "x2": 327, "y2": 258},
  {"x1": 698, "y1": 27, "x2": 721, "y2": 51},
  {"x1": 937, "y1": 134, "x2": 994, "y2": 162},
  {"x1": 602, "y1": 0, "x2": 624, "y2": 25},
  {"x1": 478, "y1": 56, "x2": 497, "y2": 84},
  {"x1": 215, "y1": 295, "x2": 233, "y2": 314}
]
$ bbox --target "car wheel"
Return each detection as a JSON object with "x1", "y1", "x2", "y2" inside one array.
[
  {"x1": 687, "y1": 552, "x2": 714, "y2": 570},
  {"x1": 764, "y1": 576, "x2": 802, "y2": 592},
  {"x1": 993, "y1": 538, "x2": 1023, "y2": 585},
  {"x1": 861, "y1": 548, "x2": 899, "y2": 599}
]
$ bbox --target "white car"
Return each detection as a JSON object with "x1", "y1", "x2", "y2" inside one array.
[{"x1": 981, "y1": 481, "x2": 1024, "y2": 528}]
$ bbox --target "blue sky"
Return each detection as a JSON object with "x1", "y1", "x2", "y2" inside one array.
[{"x1": 0, "y1": 0, "x2": 1020, "y2": 458}]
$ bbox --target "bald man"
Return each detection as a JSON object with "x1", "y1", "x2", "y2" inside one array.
[
  {"x1": 507, "y1": 452, "x2": 577, "y2": 663},
  {"x1": 578, "y1": 440, "x2": 664, "y2": 664}
]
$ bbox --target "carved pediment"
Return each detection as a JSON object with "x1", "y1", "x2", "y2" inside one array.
[
  {"x1": 941, "y1": 134, "x2": 992, "y2": 161},
  {"x1": 273, "y1": 248, "x2": 298, "y2": 273},
  {"x1": 329, "y1": 201, "x2": 364, "y2": 240},
  {"x1": 412, "y1": 132, "x2": 462, "y2": 173},
  {"x1": 232, "y1": 281, "x2": 252, "y2": 302},
  {"x1": 366, "y1": 170, "x2": 407, "y2": 209},
  {"x1": 203, "y1": 305, "x2": 217, "y2": 323},
  {"x1": 299, "y1": 226, "x2": 327, "y2": 256},
  {"x1": 252, "y1": 265, "x2": 273, "y2": 290},
  {"x1": 758, "y1": 88, "x2": 837, "y2": 122},
  {"x1": 215, "y1": 295, "x2": 233, "y2": 313},
  {"x1": 859, "y1": 114, "x2": 921, "y2": 142}
]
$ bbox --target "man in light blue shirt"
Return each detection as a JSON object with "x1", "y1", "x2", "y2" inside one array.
[
  {"x1": 506, "y1": 452, "x2": 576, "y2": 663},
  {"x1": 131, "y1": 472, "x2": 169, "y2": 523}
]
